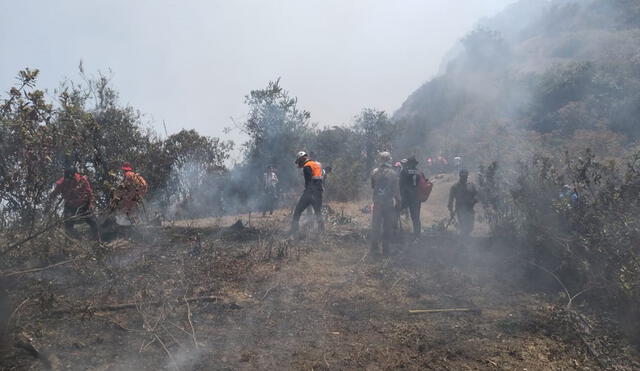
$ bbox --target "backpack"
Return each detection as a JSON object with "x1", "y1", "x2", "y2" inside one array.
[
  {"x1": 416, "y1": 172, "x2": 433, "y2": 202},
  {"x1": 130, "y1": 172, "x2": 149, "y2": 196}
]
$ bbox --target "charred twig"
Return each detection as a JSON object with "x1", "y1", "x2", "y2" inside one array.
[
  {"x1": 1, "y1": 209, "x2": 103, "y2": 255},
  {"x1": 408, "y1": 308, "x2": 481, "y2": 314},
  {"x1": 2, "y1": 258, "x2": 78, "y2": 277},
  {"x1": 528, "y1": 261, "x2": 587, "y2": 309},
  {"x1": 54, "y1": 296, "x2": 239, "y2": 314},
  {"x1": 183, "y1": 296, "x2": 198, "y2": 349},
  {"x1": 154, "y1": 334, "x2": 181, "y2": 371},
  {"x1": 261, "y1": 283, "x2": 279, "y2": 300},
  {"x1": 7, "y1": 298, "x2": 30, "y2": 329}
]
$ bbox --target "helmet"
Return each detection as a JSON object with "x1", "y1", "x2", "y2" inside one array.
[
  {"x1": 121, "y1": 162, "x2": 133, "y2": 171},
  {"x1": 295, "y1": 151, "x2": 308, "y2": 164}
]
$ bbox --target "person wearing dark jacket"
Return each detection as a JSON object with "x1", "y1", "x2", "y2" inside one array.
[
  {"x1": 290, "y1": 151, "x2": 324, "y2": 235},
  {"x1": 448, "y1": 169, "x2": 478, "y2": 237},
  {"x1": 50, "y1": 167, "x2": 100, "y2": 240},
  {"x1": 399, "y1": 156, "x2": 422, "y2": 237}
]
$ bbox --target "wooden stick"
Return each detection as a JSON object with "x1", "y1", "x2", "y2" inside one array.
[
  {"x1": 54, "y1": 295, "x2": 238, "y2": 314},
  {"x1": 184, "y1": 296, "x2": 198, "y2": 349},
  {"x1": 2, "y1": 259, "x2": 76, "y2": 277},
  {"x1": 408, "y1": 308, "x2": 480, "y2": 314}
]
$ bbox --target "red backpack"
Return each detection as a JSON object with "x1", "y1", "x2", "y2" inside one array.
[{"x1": 416, "y1": 172, "x2": 433, "y2": 202}]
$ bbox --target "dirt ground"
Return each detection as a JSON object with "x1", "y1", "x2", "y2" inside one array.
[{"x1": 2, "y1": 174, "x2": 639, "y2": 370}]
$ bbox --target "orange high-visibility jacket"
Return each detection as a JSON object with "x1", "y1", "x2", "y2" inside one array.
[{"x1": 302, "y1": 160, "x2": 323, "y2": 190}]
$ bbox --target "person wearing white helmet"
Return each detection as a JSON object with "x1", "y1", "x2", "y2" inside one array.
[
  {"x1": 370, "y1": 151, "x2": 400, "y2": 255},
  {"x1": 290, "y1": 151, "x2": 325, "y2": 235}
]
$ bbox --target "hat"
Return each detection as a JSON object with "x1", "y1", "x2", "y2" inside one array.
[
  {"x1": 407, "y1": 156, "x2": 418, "y2": 164},
  {"x1": 121, "y1": 162, "x2": 133, "y2": 171}
]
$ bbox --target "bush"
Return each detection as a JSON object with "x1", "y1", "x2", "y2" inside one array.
[{"x1": 479, "y1": 149, "x2": 640, "y2": 311}]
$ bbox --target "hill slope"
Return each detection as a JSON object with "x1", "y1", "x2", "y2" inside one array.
[{"x1": 394, "y1": 0, "x2": 640, "y2": 161}]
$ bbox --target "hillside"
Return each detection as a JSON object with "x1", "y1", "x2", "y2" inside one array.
[{"x1": 394, "y1": 0, "x2": 640, "y2": 161}]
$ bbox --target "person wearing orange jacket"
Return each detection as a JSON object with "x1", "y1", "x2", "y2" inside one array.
[
  {"x1": 290, "y1": 151, "x2": 324, "y2": 235},
  {"x1": 111, "y1": 162, "x2": 148, "y2": 220},
  {"x1": 50, "y1": 167, "x2": 100, "y2": 240}
]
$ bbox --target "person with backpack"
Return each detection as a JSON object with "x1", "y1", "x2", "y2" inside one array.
[
  {"x1": 370, "y1": 152, "x2": 400, "y2": 255},
  {"x1": 399, "y1": 156, "x2": 425, "y2": 238},
  {"x1": 112, "y1": 162, "x2": 148, "y2": 221},
  {"x1": 49, "y1": 167, "x2": 100, "y2": 240},
  {"x1": 448, "y1": 169, "x2": 478, "y2": 237}
]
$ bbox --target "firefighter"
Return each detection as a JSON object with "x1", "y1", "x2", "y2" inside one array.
[
  {"x1": 290, "y1": 151, "x2": 324, "y2": 235},
  {"x1": 448, "y1": 169, "x2": 478, "y2": 237},
  {"x1": 399, "y1": 156, "x2": 422, "y2": 237},
  {"x1": 112, "y1": 162, "x2": 148, "y2": 221},
  {"x1": 50, "y1": 167, "x2": 100, "y2": 240},
  {"x1": 370, "y1": 152, "x2": 401, "y2": 255}
]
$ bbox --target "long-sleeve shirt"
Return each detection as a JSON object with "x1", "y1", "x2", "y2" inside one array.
[
  {"x1": 302, "y1": 160, "x2": 323, "y2": 192},
  {"x1": 371, "y1": 164, "x2": 400, "y2": 205},
  {"x1": 448, "y1": 181, "x2": 478, "y2": 212},
  {"x1": 51, "y1": 173, "x2": 94, "y2": 208}
]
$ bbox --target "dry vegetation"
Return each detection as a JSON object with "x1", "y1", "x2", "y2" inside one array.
[{"x1": 2, "y1": 181, "x2": 639, "y2": 370}]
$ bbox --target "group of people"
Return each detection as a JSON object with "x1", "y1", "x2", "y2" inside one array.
[
  {"x1": 425, "y1": 154, "x2": 464, "y2": 175},
  {"x1": 49, "y1": 162, "x2": 148, "y2": 241},
  {"x1": 370, "y1": 151, "x2": 478, "y2": 255},
  {"x1": 51, "y1": 151, "x2": 476, "y2": 252},
  {"x1": 287, "y1": 150, "x2": 478, "y2": 256}
]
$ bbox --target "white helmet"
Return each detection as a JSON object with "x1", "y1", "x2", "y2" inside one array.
[{"x1": 295, "y1": 151, "x2": 308, "y2": 164}]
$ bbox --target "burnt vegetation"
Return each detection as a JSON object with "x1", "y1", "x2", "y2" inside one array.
[{"x1": 2, "y1": 0, "x2": 640, "y2": 369}]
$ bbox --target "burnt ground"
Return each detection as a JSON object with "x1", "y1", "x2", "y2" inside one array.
[{"x1": 2, "y1": 175, "x2": 640, "y2": 370}]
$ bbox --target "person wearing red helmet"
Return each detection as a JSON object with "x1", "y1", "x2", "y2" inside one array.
[
  {"x1": 50, "y1": 167, "x2": 100, "y2": 240},
  {"x1": 111, "y1": 162, "x2": 148, "y2": 221}
]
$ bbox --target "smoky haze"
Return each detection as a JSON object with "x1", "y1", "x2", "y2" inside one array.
[{"x1": 0, "y1": 0, "x2": 514, "y2": 142}]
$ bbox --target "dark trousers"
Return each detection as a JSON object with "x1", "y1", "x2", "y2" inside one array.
[
  {"x1": 64, "y1": 203, "x2": 100, "y2": 240},
  {"x1": 404, "y1": 200, "x2": 421, "y2": 236},
  {"x1": 371, "y1": 199, "x2": 395, "y2": 254},
  {"x1": 291, "y1": 189, "x2": 324, "y2": 232}
]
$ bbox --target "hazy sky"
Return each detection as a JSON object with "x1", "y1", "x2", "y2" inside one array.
[{"x1": 0, "y1": 0, "x2": 514, "y2": 142}]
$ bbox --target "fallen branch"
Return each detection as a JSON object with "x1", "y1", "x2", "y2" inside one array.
[
  {"x1": 408, "y1": 308, "x2": 480, "y2": 314},
  {"x1": 528, "y1": 261, "x2": 589, "y2": 309},
  {"x1": 7, "y1": 298, "x2": 30, "y2": 328},
  {"x1": 1, "y1": 206, "x2": 102, "y2": 256},
  {"x1": 2, "y1": 259, "x2": 77, "y2": 278},
  {"x1": 155, "y1": 334, "x2": 181, "y2": 371},
  {"x1": 54, "y1": 295, "x2": 240, "y2": 314},
  {"x1": 183, "y1": 296, "x2": 198, "y2": 349}
]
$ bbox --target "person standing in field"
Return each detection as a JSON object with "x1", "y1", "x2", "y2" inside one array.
[
  {"x1": 370, "y1": 152, "x2": 400, "y2": 256},
  {"x1": 448, "y1": 169, "x2": 478, "y2": 237},
  {"x1": 290, "y1": 151, "x2": 324, "y2": 235}
]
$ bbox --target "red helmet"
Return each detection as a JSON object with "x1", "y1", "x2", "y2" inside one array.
[{"x1": 121, "y1": 162, "x2": 133, "y2": 171}]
